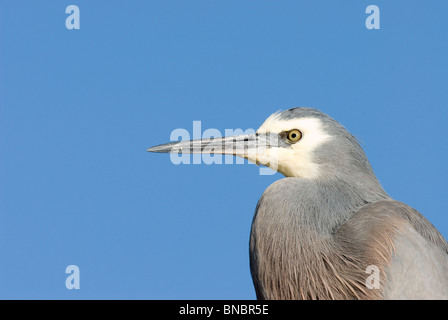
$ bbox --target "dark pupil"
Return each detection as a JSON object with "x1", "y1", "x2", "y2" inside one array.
[{"x1": 291, "y1": 133, "x2": 296, "y2": 138}]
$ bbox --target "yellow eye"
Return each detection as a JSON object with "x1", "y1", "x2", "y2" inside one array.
[{"x1": 287, "y1": 129, "x2": 302, "y2": 142}]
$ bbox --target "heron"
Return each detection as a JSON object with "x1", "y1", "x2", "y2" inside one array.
[{"x1": 147, "y1": 107, "x2": 448, "y2": 300}]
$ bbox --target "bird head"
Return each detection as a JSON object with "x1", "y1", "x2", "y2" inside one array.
[{"x1": 148, "y1": 107, "x2": 375, "y2": 180}]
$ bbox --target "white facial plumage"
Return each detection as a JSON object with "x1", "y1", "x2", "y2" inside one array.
[{"x1": 253, "y1": 113, "x2": 333, "y2": 179}]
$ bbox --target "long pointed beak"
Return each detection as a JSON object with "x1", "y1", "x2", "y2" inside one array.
[{"x1": 147, "y1": 133, "x2": 273, "y2": 159}]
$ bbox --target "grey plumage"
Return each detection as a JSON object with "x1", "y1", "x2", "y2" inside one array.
[
  {"x1": 148, "y1": 107, "x2": 448, "y2": 300},
  {"x1": 250, "y1": 180, "x2": 448, "y2": 299}
]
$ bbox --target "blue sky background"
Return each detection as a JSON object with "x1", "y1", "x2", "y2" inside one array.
[{"x1": 0, "y1": 1, "x2": 447, "y2": 299}]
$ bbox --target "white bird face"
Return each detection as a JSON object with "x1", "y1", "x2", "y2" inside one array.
[{"x1": 251, "y1": 114, "x2": 333, "y2": 178}]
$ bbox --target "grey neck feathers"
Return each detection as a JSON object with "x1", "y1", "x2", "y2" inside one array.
[
  {"x1": 252, "y1": 171, "x2": 389, "y2": 250},
  {"x1": 309, "y1": 175, "x2": 389, "y2": 234}
]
